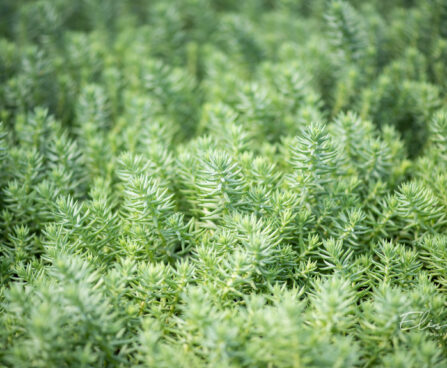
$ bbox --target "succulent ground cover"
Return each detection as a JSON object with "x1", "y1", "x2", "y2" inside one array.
[{"x1": 1, "y1": 1, "x2": 447, "y2": 367}]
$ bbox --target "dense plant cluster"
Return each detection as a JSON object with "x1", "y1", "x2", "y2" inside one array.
[{"x1": 1, "y1": 0, "x2": 447, "y2": 366}]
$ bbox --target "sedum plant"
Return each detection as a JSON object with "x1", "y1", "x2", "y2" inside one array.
[{"x1": 1, "y1": 0, "x2": 447, "y2": 367}]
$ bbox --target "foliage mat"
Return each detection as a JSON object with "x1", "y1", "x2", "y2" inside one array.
[{"x1": 1, "y1": 1, "x2": 447, "y2": 367}]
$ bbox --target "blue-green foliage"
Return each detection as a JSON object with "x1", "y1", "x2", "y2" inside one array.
[{"x1": 1, "y1": 0, "x2": 447, "y2": 367}]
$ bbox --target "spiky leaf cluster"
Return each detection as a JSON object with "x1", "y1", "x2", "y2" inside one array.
[{"x1": 1, "y1": 1, "x2": 447, "y2": 367}]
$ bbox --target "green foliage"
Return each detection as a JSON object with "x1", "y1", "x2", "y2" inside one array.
[{"x1": 1, "y1": 0, "x2": 447, "y2": 367}]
